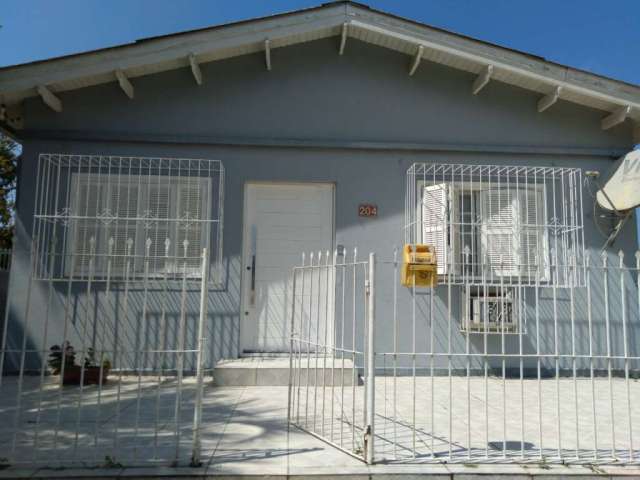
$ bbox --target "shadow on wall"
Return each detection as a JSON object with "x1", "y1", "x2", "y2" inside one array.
[
  {"x1": 368, "y1": 249, "x2": 640, "y2": 376},
  {"x1": 1, "y1": 255, "x2": 242, "y2": 374}
]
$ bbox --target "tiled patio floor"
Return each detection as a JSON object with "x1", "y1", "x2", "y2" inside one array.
[
  {"x1": 2, "y1": 375, "x2": 640, "y2": 478},
  {"x1": 294, "y1": 375, "x2": 640, "y2": 463}
]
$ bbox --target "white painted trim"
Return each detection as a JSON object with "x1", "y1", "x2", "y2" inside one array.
[
  {"x1": 188, "y1": 53, "x2": 203, "y2": 85},
  {"x1": 264, "y1": 39, "x2": 272, "y2": 71},
  {"x1": 408, "y1": 45, "x2": 424, "y2": 76},
  {"x1": 471, "y1": 64, "x2": 493, "y2": 95},
  {"x1": 537, "y1": 86, "x2": 562, "y2": 113},
  {"x1": 339, "y1": 22, "x2": 348, "y2": 55},
  {"x1": 0, "y1": 7, "x2": 344, "y2": 102},
  {"x1": 348, "y1": 19, "x2": 640, "y2": 116},
  {"x1": 601, "y1": 105, "x2": 630, "y2": 130},
  {"x1": 115, "y1": 69, "x2": 134, "y2": 99},
  {"x1": 36, "y1": 85, "x2": 62, "y2": 112},
  {"x1": 23, "y1": 129, "x2": 629, "y2": 157}
]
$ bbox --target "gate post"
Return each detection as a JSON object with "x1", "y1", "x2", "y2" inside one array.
[
  {"x1": 287, "y1": 264, "x2": 298, "y2": 425},
  {"x1": 191, "y1": 248, "x2": 209, "y2": 467},
  {"x1": 365, "y1": 252, "x2": 376, "y2": 464}
]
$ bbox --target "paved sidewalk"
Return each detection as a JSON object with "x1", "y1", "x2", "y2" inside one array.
[{"x1": 2, "y1": 377, "x2": 640, "y2": 477}]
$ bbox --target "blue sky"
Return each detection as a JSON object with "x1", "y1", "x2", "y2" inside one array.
[
  {"x1": 2, "y1": 0, "x2": 640, "y2": 86},
  {"x1": 2, "y1": 0, "x2": 639, "y2": 241}
]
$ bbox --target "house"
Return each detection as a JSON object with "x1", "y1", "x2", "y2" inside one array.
[{"x1": 0, "y1": 1, "x2": 638, "y2": 380}]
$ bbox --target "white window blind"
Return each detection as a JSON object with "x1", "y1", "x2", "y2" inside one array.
[
  {"x1": 422, "y1": 184, "x2": 547, "y2": 279},
  {"x1": 422, "y1": 184, "x2": 449, "y2": 274},
  {"x1": 518, "y1": 188, "x2": 547, "y2": 278},
  {"x1": 480, "y1": 189, "x2": 519, "y2": 277},
  {"x1": 67, "y1": 173, "x2": 211, "y2": 277}
]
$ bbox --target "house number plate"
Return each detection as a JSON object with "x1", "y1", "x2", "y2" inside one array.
[{"x1": 358, "y1": 204, "x2": 378, "y2": 217}]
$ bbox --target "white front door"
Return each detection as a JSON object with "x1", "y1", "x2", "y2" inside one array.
[{"x1": 241, "y1": 183, "x2": 334, "y2": 352}]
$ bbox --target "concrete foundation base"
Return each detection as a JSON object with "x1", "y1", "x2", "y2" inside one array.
[{"x1": 213, "y1": 356, "x2": 360, "y2": 386}]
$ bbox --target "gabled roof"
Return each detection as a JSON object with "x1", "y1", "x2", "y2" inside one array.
[{"x1": 1, "y1": 1, "x2": 639, "y2": 132}]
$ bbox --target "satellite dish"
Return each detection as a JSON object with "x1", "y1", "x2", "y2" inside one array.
[
  {"x1": 596, "y1": 149, "x2": 640, "y2": 211},
  {"x1": 589, "y1": 149, "x2": 640, "y2": 250}
]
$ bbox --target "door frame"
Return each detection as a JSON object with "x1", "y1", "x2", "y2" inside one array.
[{"x1": 239, "y1": 181, "x2": 336, "y2": 353}]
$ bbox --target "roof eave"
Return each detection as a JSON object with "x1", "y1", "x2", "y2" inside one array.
[{"x1": 0, "y1": 1, "x2": 638, "y2": 127}]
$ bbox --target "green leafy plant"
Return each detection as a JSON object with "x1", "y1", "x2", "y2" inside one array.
[
  {"x1": 0, "y1": 134, "x2": 17, "y2": 249},
  {"x1": 83, "y1": 347, "x2": 96, "y2": 368},
  {"x1": 47, "y1": 342, "x2": 76, "y2": 375},
  {"x1": 102, "y1": 455, "x2": 123, "y2": 468},
  {"x1": 48, "y1": 342, "x2": 110, "y2": 375}
]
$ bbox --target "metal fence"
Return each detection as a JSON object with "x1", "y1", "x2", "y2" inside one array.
[
  {"x1": 288, "y1": 250, "x2": 375, "y2": 463},
  {"x1": 0, "y1": 153, "x2": 223, "y2": 467},
  {"x1": 30, "y1": 154, "x2": 224, "y2": 284},
  {"x1": 405, "y1": 163, "x2": 585, "y2": 288},
  {"x1": 0, "y1": 244, "x2": 211, "y2": 467},
  {"x1": 289, "y1": 247, "x2": 640, "y2": 465}
]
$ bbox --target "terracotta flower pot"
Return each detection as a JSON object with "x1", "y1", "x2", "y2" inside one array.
[{"x1": 62, "y1": 365, "x2": 109, "y2": 385}]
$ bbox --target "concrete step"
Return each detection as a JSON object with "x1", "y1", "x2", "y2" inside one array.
[{"x1": 213, "y1": 355, "x2": 360, "y2": 386}]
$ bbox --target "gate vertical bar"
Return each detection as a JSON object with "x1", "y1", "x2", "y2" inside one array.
[
  {"x1": 636, "y1": 251, "x2": 640, "y2": 459},
  {"x1": 365, "y1": 252, "x2": 376, "y2": 464},
  {"x1": 191, "y1": 248, "x2": 209, "y2": 466},
  {"x1": 351, "y1": 248, "x2": 357, "y2": 452},
  {"x1": 287, "y1": 254, "x2": 298, "y2": 427},
  {"x1": 133, "y1": 239, "x2": 152, "y2": 461},
  {"x1": 313, "y1": 251, "x2": 321, "y2": 433},
  {"x1": 603, "y1": 252, "x2": 616, "y2": 457},
  {"x1": 619, "y1": 250, "x2": 632, "y2": 461},
  {"x1": 296, "y1": 253, "x2": 306, "y2": 424},
  {"x1": 339, "y1": 252, "x2": 346, "y2": 448},
  {"x1": 174, "y1": 240, "x2": 190, "y2": 462},
  {"x1": 321, "y1": 250, "x2": 330, "y2": 437},
  {"x1": 330, "y1": 249, "x2": 337, "y2": 444},
  {"x1": 586, "y1": 256, "x2": 598, "y2": 459},
  {"x1": 305, "y1": 252, "x2": 314, "y2": 428}
]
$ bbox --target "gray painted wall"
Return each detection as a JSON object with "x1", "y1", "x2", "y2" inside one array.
[{"x1": 4, "y1": 37, "x2": 638, "y2": 374}]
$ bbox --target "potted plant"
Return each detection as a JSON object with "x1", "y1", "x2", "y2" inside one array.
[{"x1": 48, "y1": 342, "x2": 111, "y2": 385}]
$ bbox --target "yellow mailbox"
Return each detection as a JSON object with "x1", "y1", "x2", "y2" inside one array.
[{"x1": 401, "y1": 244, "x2": 438, "y2": 288}]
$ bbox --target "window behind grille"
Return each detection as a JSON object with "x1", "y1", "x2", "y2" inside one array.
[
  {"x1": 420, "y1": 183, "x2": 548, "y2": 281},
  {"x1": 66, "y1": 173, "x2": 211, "y2": 278}
]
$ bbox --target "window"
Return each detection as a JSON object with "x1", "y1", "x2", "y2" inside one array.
[
  {"x1": 407, "y1": 163, "x2": 584, "y2": 288},
  {"x1": 461, "y1": 288, "x2": 520, "y2": 334},
  {"x1": 421, "y1": 182, "x2": 548, "y2": 280},
  {"x1": 67, "y1": 173, "x2": 211, "y2": 277}
]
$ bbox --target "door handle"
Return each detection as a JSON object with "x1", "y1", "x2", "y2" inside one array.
[
  {"x1": 249, "y1": 224, "x2": 257, "y2": 307},
  {"x1": 250, "y1": 254, "x2": 256, "y2": 306}
]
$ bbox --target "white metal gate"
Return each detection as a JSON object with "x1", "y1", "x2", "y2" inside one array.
[
  {"x1": 288, "y1": 250, "x2": 376, "y2": 463},
  {"x1": 288, "y1": 247, "x2": 640, "y2": 465}
]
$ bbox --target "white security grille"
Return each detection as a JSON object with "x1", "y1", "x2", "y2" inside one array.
[
  {"x1": 0, "y1": 153, "x2": 223, "y2": 467},
  {"x1": 406, "y1": 163, "x2": 585, "y2": 287},
  {"x1": 31, "y1": 154, "x2": 224, "y2": 283},
  {"x1": 0, "y1": 246, "x2": 213, "y2": 467},
  {"x1": 461, "y1": 288, "x2": 520, "y2": 334}
]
